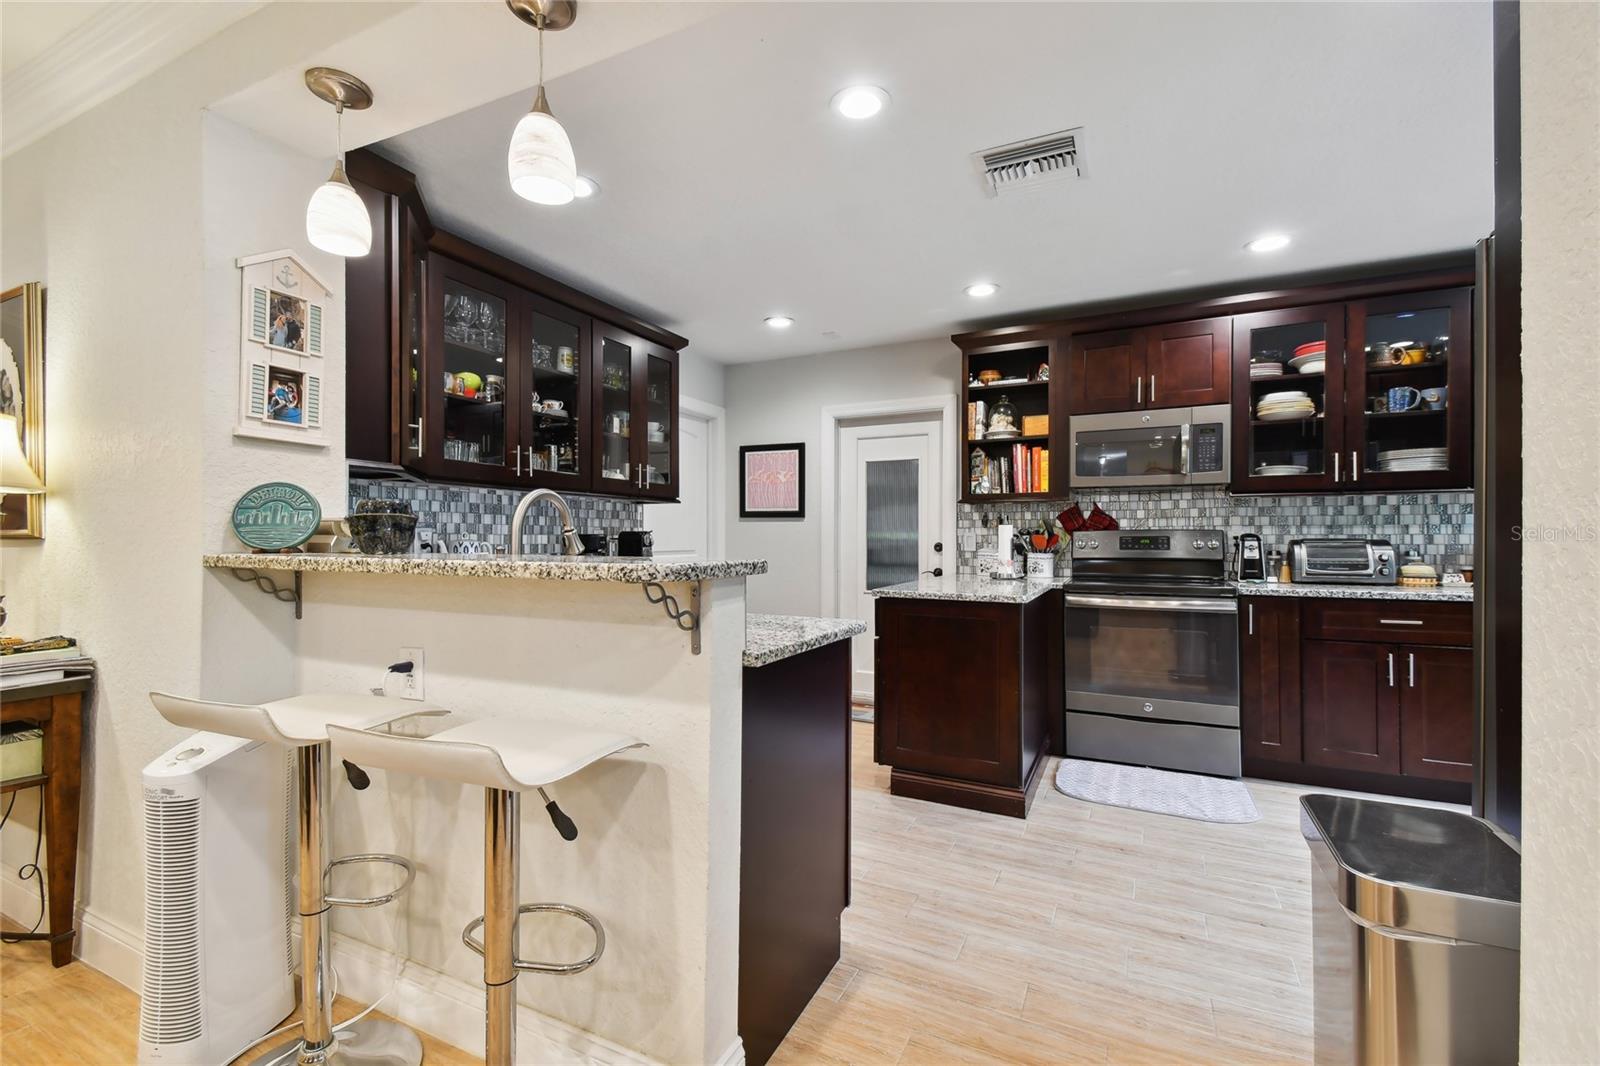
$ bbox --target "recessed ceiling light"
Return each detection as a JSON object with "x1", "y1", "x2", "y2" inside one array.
[
  {"x1": 831, "y1": 85, "x2": 890, "y2": 120},
  {"x1": 1246, "y1": 233, "x2": 1291, "y2": 253},
  {"x1": 765, "y1": 315, "x2": 794, "y2": 330},
  {"x1": 573, "y1": 175, "x2": 599, "y2": 199},
  {"x1": 964, "y1": 282, "x2": 999, "y2": 298}
]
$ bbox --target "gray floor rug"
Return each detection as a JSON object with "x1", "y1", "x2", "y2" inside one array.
[{"x1": 1054, "y1": 759, "x2": 1261, "y2": 824}]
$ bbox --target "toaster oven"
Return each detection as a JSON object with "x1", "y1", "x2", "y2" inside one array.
[{"x1": 1287, "y1": 539, "x2": 1398, "y2": 585}]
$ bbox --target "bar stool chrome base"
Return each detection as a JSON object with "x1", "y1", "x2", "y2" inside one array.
[{"x1": 245, "y1": 1017, "x2": 422, "y2": 1066}]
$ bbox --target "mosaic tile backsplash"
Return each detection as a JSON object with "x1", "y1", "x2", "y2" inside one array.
[
  {"x1": 957, "y1": 488, "x2": 1474, "y2": 577},
  {"x1": 350, "y1": 480, "x2": 642, "y2": 555}
]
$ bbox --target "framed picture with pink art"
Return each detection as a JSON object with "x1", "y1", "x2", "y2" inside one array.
[{"x1": 739, "y1": 442, "x2": 805, "y2": 519}]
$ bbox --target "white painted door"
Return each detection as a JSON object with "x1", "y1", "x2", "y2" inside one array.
[
  {"x1": 645, "y1": 407, "x2": 714, "y2": 559},
  {"x1": 838, "y1": 418, "x2": 945, "y2": 701}
]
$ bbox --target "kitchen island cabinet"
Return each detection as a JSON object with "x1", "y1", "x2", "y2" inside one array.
[
  {"x1": 870, "y1": 579, "x2": 1061, "y2": 817},
  {"x1": 1237, "y1": 587, "x2": 1474, "y2": 801},
  {"x1": 739, "y1": 615, "x2": 863, "y2": 1066}
]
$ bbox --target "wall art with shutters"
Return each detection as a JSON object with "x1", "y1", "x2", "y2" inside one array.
[{"x1": 235, "y1": 250, "x2": 333, "y2": 447}]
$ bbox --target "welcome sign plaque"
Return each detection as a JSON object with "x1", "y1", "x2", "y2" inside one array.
[{"x1": 230, "y1": 482, "x2": 321, "y2": 551}]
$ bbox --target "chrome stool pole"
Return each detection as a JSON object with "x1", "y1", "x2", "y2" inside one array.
[{"x1": 484, "y1": 787, "x2": 520, "y2": 1066}]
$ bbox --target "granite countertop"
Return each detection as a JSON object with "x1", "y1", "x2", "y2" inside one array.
[
  {"x1": 1233, "y1": 581, "x2": 1475, "y2": 602},
  {"x1": 869, "y1": 575, "x2": 1068, "y2": 604},
  {"x1": 204, "y1": 553, "x2": 768, "y2": 583},
  {"x1": 744, "y1": 614, "x2": 866, "y2": 668}
]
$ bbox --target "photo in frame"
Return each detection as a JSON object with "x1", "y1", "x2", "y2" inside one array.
[
  {"x1": 1, "y1": 283, "x2": 45, "y2": 539},
  {"x1": 266, "y1": 368, "x2": 305, "y2": 424},
  {"x1": 266, "y1": 289, "x2": 308, "y2": 354},
  {"x1": 739, "y1": 443, "x2": 805, "y2": 519}
]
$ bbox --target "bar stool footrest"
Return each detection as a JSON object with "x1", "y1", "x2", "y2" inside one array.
[
  {"x1": 324, "y1": 852, "x2": 416, "y2": 909},
  {"x1": 462, "y1": 902, "x2": 606, "y2": 975}
]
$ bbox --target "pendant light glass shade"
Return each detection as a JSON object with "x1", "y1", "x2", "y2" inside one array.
[
  {"x1": 306, "y1": 161, "x2": 371, "y2": 257},
  {"x1": 508, "y1": 88, "x2": 576, "y2": 205}
]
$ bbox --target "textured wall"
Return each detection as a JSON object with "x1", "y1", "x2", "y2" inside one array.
[
  {"x1": 1519, "y1": 4, "x2": 1600, "y2": 1062},
  {"x1": 956, "y1": 488, "x2": 1474, "y2": 576}
]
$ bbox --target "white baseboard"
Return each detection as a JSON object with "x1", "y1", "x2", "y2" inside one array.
[
  {"x1": 328, "y1": 932, "x2": 660, "y2": 1065},
  {"x1": 1, "y1": 867, "x2": 144, "y2": 990},
  {"x1": 712, "y1": 1035, "x2": 747, "y2": 1066}
]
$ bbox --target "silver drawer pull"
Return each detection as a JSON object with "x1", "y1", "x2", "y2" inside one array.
[{"x1": 1379, "y1": 618, "x2": 1424, "y2": 625}]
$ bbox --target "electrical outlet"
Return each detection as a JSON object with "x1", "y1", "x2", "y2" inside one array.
[{"x1": 397, "y1": 646, "x2": 425, "y2": 701}]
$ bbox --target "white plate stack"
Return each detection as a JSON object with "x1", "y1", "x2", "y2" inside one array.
[
  {"x1": 1288, "y1": 352, "x2": 1326, "y2": 375},
  {"x1": 1254, "y1": 463, "x2": 1311, "y2": 476},
  {"x1": 1376, "y1": 447, "x2": 1448, "y2": 471},
  {"x1": 1255, "y1": 390, "x2": 1317, "y2": 422},
  {"x1": 1250, "y1": 361, "x2": 1285, "y2": 380}
]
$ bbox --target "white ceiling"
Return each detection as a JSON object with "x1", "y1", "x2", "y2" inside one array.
[{"x1": 384, "y1": 2, "x2": 1491, "y2": 364}]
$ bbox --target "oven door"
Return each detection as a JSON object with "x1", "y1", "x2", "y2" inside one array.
[
  {"x1": 1063, "y1": 593, "x2": 1240, "y2": 725},
  {"x1": 1070, "y1": 409, "x2": 1191, "y2": 488}
]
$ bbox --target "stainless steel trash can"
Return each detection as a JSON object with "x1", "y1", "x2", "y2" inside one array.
[{"x1": 1300, "y1": 794, "x2": 1521, "y2": 1066}]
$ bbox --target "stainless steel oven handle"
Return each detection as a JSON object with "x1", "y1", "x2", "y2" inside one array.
[
  {"x1": 1179, "y1": 422, "x2": 1191, "y2": 475},
  {"x1": 1064, "y1": 594, "x2": 1237, "y2": 614}
]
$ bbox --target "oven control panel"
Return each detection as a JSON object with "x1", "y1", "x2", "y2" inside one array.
[
  {"x1": 1071, "y1": 530, "x2": 1226, "y2": 560},
  {"x1": 1118, "y1": 535, "x2": 1170, "y2": 551}
]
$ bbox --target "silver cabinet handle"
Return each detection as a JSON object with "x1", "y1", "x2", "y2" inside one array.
[
  {"x1": 1136, "y1": 376, "x2": 1143, "y2": 405},
  {"x1": 1379, "y1": 618, "x2": 1424, "y2": 625},
  {"x1": 1387, "y1": 651, "x2": 1395, "y2": 687},
  {"x1": 1350, "y1": 450, "x2": 1359, "y2": 482},
  {"x1": 409, "y1": 419, "x2": 423, "y2": 457},
  {"x1": 1408, "y1": 651, "x2": 1416, "y2": 688},
  {"x1": 1149, "y1": 374, "x2": 1156, "y2": 402},
  {"x1": 1333, "y1": 451, "x2": 1340, "y2": 483},
  {"x1": 515, "y1": 445, "x2": 522, "y2": 476},
  {"x1": 1248, "y1": 602, "x2": 1255, "y2": 635}
]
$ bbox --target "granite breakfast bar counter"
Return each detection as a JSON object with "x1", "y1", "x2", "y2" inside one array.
[{"x1": 201, "y1": 552, "x2": 766, "y2": 1064}]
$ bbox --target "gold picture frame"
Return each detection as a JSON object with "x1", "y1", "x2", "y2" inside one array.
[{"x1": 1, "y1": 283, "x2": 45, "y2": 539}]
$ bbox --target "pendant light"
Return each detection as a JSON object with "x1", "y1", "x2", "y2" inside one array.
[
  {"x1": 506, "y1": 0, "x2": 579, "y2": 206},
  {"x1": 304, "y1": 67, "x2": 374, "y2": 257}
]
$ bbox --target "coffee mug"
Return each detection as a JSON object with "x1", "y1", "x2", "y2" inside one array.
[
  {"x1": 1421, "y1": 386, "x2": 1448, "y2": 411},
  {"x1": 1371, "y1": 396, "x2": 1389, "y2": 413},
  {"x1": 1387, "y1": 386, "x2": 1423, "y2": 412},
  {"x1": 542, "y1": 399, "x2": 564, "y2": 412}
]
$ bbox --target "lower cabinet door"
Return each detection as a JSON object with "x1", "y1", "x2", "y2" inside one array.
[
  {"x1": 1302, "y1": 640, "x2": 1400, "y2": 775},
  {"x1": 1399, "y1": 645, "x2": 1475, "y2": 782},
  {"x1": 1239, "y1": 598, "x2": 1302, "y2": 762}
]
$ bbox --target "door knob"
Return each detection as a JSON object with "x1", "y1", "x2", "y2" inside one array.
[{"x1": 922, "y1": 567, "x2": 944, "y2": 577}]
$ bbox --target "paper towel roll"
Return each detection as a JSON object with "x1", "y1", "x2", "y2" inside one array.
[{"x1": 998, "y1": 523, "x2": 1014, "y2": 568}]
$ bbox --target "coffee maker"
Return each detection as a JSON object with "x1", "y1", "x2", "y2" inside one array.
[{"x1": 1238, "y1": 533, "x2": 1266, "y2": 581}]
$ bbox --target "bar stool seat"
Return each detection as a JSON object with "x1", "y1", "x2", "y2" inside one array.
[
  {"x1": 150, "y1": 691, "x2": 447, "y2": 1066},
  {"x1": 328, "y1": 717, "x2": 645, "y2": 1066}
]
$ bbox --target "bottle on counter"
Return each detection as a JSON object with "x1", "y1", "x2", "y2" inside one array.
[
  {"x1": 1266, "y1": 549, "x2": 1285, "y2": 583},
  {"x1": 1279, "y1": 551, "x2": 1293, "y2": 583}
]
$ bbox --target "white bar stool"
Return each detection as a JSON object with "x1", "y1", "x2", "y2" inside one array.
[
  {"x1": 327, "y1": 717, "x2": 645, "y2": 1066},
  {"x1": 150, "y1": 692, "x2": 448, "y2": 1066}
]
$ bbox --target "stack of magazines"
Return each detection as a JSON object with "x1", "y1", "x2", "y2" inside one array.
[{"x1": 0, "y1": 636, "x2": 95, "y2": 689}]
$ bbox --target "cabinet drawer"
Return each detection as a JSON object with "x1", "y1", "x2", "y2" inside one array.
[{"x1": 1302, "y1": 599, "x2": 1472, "y2": 646}]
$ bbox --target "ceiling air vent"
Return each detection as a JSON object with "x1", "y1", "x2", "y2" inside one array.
[{"x1": 974, "y1": 128, "x2": 1083, "y2": 198}]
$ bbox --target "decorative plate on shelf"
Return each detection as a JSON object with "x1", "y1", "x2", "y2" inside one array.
[{"x1": 231, "y1": 482, "x2": 322, "y2": 551}]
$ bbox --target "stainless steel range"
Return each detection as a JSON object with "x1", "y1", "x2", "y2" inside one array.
[{"x1": 1063, "y1": 529, "x2": 1241, "y2": 777}]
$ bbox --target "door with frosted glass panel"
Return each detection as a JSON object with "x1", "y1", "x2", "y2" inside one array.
[{"x1": 841, "y1": 424, "x2": 941, "y2": 702}]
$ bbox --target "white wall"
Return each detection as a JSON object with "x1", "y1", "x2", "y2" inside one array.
[
  {"x1": 678, "y1": 347, "x2": 726, "y2": 408},
  {"x1": 724, "y1": 337, "x2": 959, "y2": 615},
  {"x1": 1518, "y1": 4, "x2": 1600, "y2": 1062},
  {"x1": 0, "y1": 0, "x2": 395, "y2": 972}
]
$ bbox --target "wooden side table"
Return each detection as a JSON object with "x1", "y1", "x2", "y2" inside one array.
[{"x1": 2, "y1": 673, "x2": 92, "y2": 966}]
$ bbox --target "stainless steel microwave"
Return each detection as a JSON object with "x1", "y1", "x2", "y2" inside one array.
[{"x1": 1068, "y1": 403, "x2": 1231, "y2": 488}]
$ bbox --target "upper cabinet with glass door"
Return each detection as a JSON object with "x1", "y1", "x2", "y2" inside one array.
[
  {"x1": 1344, "y1": 288, "x2": 1473, "y2": 489},
  {"x1": 519, "y1": 291, "x2": 591, "y2": 487},
  {"x1": 424, "y1": 254, "x2": 518, "y2": 480},
  {"x1": 591, "y1": 323, "x2": 679, "y2": 499},
  {"x1": 1230, "y1": 304, "x2": 1347, "y2": 494}
]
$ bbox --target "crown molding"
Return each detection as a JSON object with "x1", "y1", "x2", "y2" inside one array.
[{"x1": 2, "y1": 1, "x2": 262, "y2": 158}]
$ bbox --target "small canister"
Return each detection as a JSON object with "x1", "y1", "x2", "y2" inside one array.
[{"x1": 1026, "y1": 552, "x2": 1056, "y2": 580}]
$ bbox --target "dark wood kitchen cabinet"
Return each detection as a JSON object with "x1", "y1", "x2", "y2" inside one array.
[
  {"x1": 1067, "y1": 317, "x2": 1231, "y2": 414},
  {"x1": 1239, "y1": 596, "x2": 1301, "y2": 763},
  {"x1": 344, "y1": 149, "x2": 684, "y2": 500},
  {"x1": 874, "y1": 592, "x2": 1058, "y2": 817},
  {"x1": 1239, "y1": 595, "x2": 1474, "y2": 802}
]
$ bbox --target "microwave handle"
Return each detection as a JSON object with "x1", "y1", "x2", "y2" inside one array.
[{"x1": 1179, "y1": 421, "x2": 1191, "y2": 475}]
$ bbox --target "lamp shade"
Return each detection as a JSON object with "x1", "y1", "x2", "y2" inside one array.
[
  {"x1": 508, "y1": 93, "x2": 576, "y2": 206},
  {"x1": 0, "y1": 414, "x2": 43, "y2": 494},
  {"x1": 306, "y1": 163, "x2": 372, "y2": 257}
]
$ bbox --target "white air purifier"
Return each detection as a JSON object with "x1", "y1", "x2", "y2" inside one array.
[{"x1": 138, "y1": 732, "x2": 295, "y2": 1065}]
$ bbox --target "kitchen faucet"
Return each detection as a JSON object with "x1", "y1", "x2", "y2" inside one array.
[{"x1": 510, "y1": 488, "x2": 585, "y2": 559}]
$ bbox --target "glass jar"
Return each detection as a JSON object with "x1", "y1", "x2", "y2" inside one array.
[{"x1": 987, "y1": 395, "x2": 1019, "y2": 437}]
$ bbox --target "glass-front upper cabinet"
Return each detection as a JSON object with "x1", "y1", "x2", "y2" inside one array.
[
  {"x1": 519, "y1": 292, "x2": 590, "y2": 486},
  {"x1": 591, "y1": 323, "x2": 679, "y2": 498},
  {"x1": 399, "y1": 209, "x2": 428, "y2": 467},
  {"x1": 1345, "y1": 288, "x2": 1472, "y2": 488},
  {"x1": 425, "y1": 254, "x2": 518, "y2": 478},
  {"x1": 1230, "y1": 304, "x2": 1347, "y2": 494}
]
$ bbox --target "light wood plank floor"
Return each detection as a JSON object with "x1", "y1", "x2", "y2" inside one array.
[
  {"x1": 769, "y1": 723, "x2": 1317, "y2": 1065},
  {"x1": 4, "y1": 724, "x2": 1319, "y2": 1065}
]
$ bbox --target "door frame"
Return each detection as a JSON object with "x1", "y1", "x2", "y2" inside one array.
[
  {"x1": 649, "y1": 394, "x2": 726, "y2": 558},
  {"x1": 818, "y1": 394, "x2": 959, "y2": 618}
]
